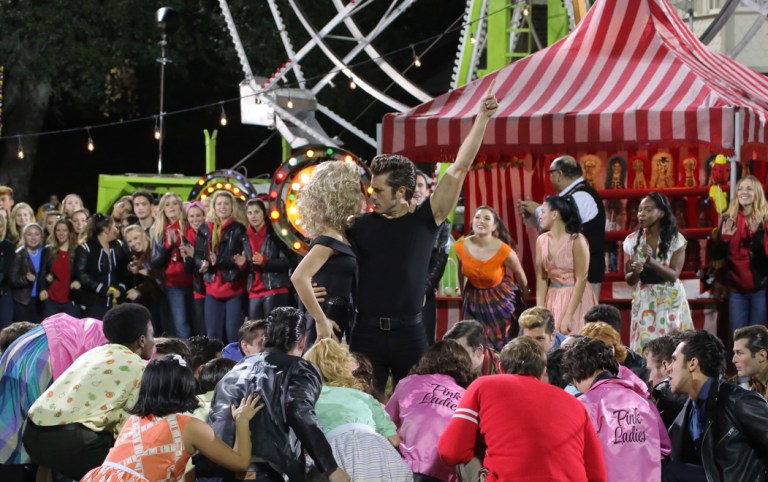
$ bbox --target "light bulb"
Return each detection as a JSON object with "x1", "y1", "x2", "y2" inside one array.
[
  {"x1": 87, "y1": 138, "x2": 95, "y2": 152},
  {"x1": 154, "y1": 126, "x2": 161, "y2": 140},
  {"x1": 287, "y1": 98, "x2": 294, "y2": 108},
  {"x1": 349, "y1": 80, "x2": 357, "y2": 90},
  {"x1": 414, "y1": 56, "x2": 422, "y2": 68}
]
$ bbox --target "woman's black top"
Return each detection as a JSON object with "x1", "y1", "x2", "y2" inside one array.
[{"x1": 310, "y1": 236, "x2": 356, "y2": 332}]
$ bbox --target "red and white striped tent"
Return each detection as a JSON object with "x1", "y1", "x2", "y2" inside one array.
[
  {"x1": 383, "y1": 0, "x2": 768, "y2": 339},
  {"x1": 382, "y1": 0, "x2": 768, "y2": 159}
]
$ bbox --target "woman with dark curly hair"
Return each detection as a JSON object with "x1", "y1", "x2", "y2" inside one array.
[
  {"x1": 386, "y1": 340, "x2": 475, "y2": 482},
  {"x1": 623, "y1": 192, "x2": 692, "y2": 351},
  {"x1": 535, "y1": 196, "x2": 596, "y2": 334},
  {"x1": 81, "y1": 356, "x2": 263, "y2": 482}
]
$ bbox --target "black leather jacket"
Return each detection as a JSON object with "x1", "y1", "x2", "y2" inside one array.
[
  {"x1": 194, "y1": 221, "x2": 251, "y2": 284},
  {"x1": 247, "y1": 226, "x2": 294, "y2": 292},
  {"x1": 425, "y1": 220, "x2": 451, "y2": 297},
  {"x1": 10, "y1": 247, "x2": 39, "y2": 305},
  {"x1": 0, "y1": 239, "x2": 15, "y2": 295},
  {"x1": 711, "y1": 219, "x2": 768, "y2": 291},
  {"x1": 207, "y1": 348, "x2": 338, "y2": 481},
  {"x1": 651, "y1": 377, "x2": 687, "y2": 429},
  {"x1": 668, "y1": 377, "x2": 768, "y2": 481}
]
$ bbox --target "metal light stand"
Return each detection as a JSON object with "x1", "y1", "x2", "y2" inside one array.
[{"x1": 157, "y1": 33, "x2": 171, "y2": 174}]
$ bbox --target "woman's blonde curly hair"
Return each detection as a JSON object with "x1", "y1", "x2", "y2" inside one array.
[
  {"x1": 304, "y1": 338, "x2": 365, "y2": 391},
  {"x1": 297, "y1": 161, "x2": 362, "y2": 238}
]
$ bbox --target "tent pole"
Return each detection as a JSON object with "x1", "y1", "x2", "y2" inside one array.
[{"x1": 731, "y1": 108, "x2": 742, "y2": 201}]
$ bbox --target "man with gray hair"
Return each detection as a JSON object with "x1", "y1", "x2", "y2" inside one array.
[{"x1": 518, "y1": 155, "x2": 605, "y2": 296}]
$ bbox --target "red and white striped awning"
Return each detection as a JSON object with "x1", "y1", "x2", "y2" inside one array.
[{"x1": 382, "y1": 0, "x2": 768, "y2": 162}]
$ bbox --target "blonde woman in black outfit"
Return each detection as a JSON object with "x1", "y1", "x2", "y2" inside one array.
[{"x1": 292, "y1": 161, "x2": 362, "y2": 344}]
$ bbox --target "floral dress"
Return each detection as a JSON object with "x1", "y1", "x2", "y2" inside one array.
[{"x1": 623, "y1": 231, "x2": 693, "y2": 350}]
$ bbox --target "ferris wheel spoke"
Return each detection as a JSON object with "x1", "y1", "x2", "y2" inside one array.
[
  {"x1": 698, "y1": 0, "x2": 739, "y2": 44},
  {"x1": 286, "y1": 0, "x2": 410, "y2": 112},
  {"x1": 316, "y1": 104, "x2": 377, "y2": 148},
  {"x1": 267, "y1": 0, "x2": 306, "y2": 87},
  {"x1": 321, "y1": 0, "x2": 432, "y2": 103}
]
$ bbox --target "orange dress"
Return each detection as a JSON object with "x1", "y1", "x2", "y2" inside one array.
[
  {"x1": 455, "y1": 239, "x2": 523, "y2": 350},
  {"x1": 537, "y1": 233, "x2": 596, "y2": 334},
  {"x1": 81, "y1": 414, "x2": 191, "y2": 482}
]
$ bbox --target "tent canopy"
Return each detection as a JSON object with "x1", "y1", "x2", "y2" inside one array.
[{"x1": 382, "y1": 0, "x2": 768, "y2": 162}]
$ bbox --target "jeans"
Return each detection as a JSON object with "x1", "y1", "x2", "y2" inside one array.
[
  {"x1": 166, "y1": 286, "x2": 193, "y2": 339},
  {"x1": 193, "y1": 296, "x2": 206, "y2": 336},
  {"x1": 0, "y1": 291, "x2": 14, "y2": 329},
  {"x1": 349, "y1": 314, "x2": 428, "y2": 393},
  {"x1": 205, "y1": 294, "x2": 244, "y2": 343},
  {"x1": 248, "y1": 293, "x2": 289, "y2": 320},
  {"x1": 42, "y1": 299, "x2": 81, "y2": 319},
  {"x1": 729, "y1": 289, "x2": 767, "y2": 331}
]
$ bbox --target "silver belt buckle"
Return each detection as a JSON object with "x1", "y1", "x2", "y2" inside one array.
[{"x1": 379, "y1": 317, "x2": 391, "y2": 331}]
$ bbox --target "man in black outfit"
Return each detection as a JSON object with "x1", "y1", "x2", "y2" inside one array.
[
  {"x1": 347, "y1": 82, "x2": 498, "y2": 392},
  {"x1": 664, "y1": 330, "x2": 768, "y2": 481},
  {"x1": 412, "y1": 170, "x2": 451, "y2": 345}
]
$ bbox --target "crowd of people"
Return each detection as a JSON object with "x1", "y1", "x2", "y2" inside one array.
[{"x1": 1, "y1": 84, "x2": 768, "y2": 482}]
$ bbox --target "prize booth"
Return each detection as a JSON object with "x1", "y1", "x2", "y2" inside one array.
[{"x1": 382, "y1": 0, "x2": 768, "y2": 342}]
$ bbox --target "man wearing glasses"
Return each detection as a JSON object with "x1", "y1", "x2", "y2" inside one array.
[{"x1": 518, "y1": 155, "x2": 605, "y2": 298}]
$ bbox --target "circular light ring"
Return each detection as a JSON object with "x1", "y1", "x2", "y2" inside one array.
[
  {"x1": 188, "y1": 169, "x2": 260, "y2": 202},
  {"x1": 268, "y1": 146, "x2": 372, "y2": 255}
]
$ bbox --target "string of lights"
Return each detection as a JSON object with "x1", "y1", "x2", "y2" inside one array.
[{"x1": 0, "y1": 4, "x2": 508, "y2": 149}]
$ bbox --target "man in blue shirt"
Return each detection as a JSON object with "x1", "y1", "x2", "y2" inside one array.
[{"x1": 665, "y1": 330, "x2": 768, "y2": 481}]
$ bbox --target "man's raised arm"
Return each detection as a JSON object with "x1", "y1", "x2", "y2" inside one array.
[{"x1": 431, "y1": 79, "x2": 498, "y2": 225}]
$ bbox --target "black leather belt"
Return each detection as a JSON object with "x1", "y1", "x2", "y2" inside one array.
[{"x1": 357, "y1": 313, "x2": 421, "y2": 331}]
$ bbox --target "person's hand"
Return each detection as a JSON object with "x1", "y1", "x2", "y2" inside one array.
[
  {"x1": 316, "y1": 318, "x2": 340, "y2": 341},
  {"x1": 231, "y1": 394, "x2": 264, "y2": 424},
  {"x1": 70, "y1": 280, "x2": 82, "y2": 290},
  {"x1": 39, "y1": 290, "x2": 48, "y2": 301},
  {"x1": 45, "y1": 273, "x2": 54, "y2": 283},
  {"x1": 711, "y1": 282, "x2": 728, "y2": 300},
  {"x1": 639, "y1": 245, "x2": 655, "y2": 260},
  {"x1": 328, "y1": 468, "x2": 351, "y2": 482},
  {"x1": 126, "y1": 288, "x2": 140, "y2": 301},
  {"x1": 517, "y1": 199, "x2": 539, "y2": 216},
  {"x1": 179, "y1": 245, "x2": 194, "y2": 258},
  {"x1": 252, "y1": 252, "x2": 264, "y2": 265},
  {"x1": 479, "y1": 79, "x2": 498, "y2": 118},
  {"x1": 166, "y1": 229, "x2": 177, "y2": 246},
  {"x1": 233, "y1": 251, "x2": 247, "y2": 268},
  {"x1": 629, "y1": 261, "x2": 644, "y2": 275},
  {"x1": 560, "y1": 316, "x2": 573, "y2": 334},
  {"x1": 25, "y1": 272, "x2": 35, "y2": 282},
  {"x1": 128, "y1": 261, "x2": 141, "y2": 274},
  {"x1": 107, "y1": 287, "x2": 121, "y2": 300},
  {"x1": 312, "y1": 282, "x2": 327, "y2": 303},
  {"x1": 721, "y1": 217, "x2": 736, "y2": 236},
  {"x1": 209, "y1": 252, "x2": 217, "y2": 266},
  {"x1": 199, "y1": 260, "x2": 210, "y2": 273}
]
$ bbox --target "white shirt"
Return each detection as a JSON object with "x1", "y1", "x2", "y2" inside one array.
[{"x1": 534, "y1": 177, "x2": 599, "y2": 225}]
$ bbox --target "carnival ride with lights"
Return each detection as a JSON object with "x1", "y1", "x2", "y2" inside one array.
[{"x1": 98, "y1": 0, "x2": 762, "y2": 242}]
